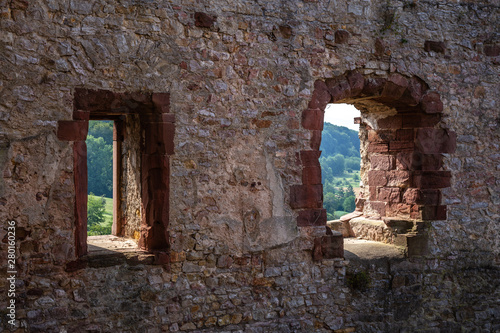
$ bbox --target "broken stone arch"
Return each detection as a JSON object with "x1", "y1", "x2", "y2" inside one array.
[{"x1": 292, "y1": 71, "x2": 457, "y2": 257}]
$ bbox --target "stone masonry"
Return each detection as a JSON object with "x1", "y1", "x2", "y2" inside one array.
[{"x1": 0, "y1": 0, "x2": 499, "y2": 332}]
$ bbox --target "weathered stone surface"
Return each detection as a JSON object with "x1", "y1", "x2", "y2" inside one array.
[{"x1": 0, "y1": 1, "x2": 498, "y2": 332}]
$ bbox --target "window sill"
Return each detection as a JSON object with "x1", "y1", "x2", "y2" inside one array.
[{"x1": 85, "y1": 235, "x2": 156, "y2": 268}]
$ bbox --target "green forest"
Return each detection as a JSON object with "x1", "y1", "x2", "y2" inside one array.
[
  {"x1": 87, "y1": 120, "x2": 113, "y2": 235},
  {"x1": 320, "y1": 123, "x2": 361, "y2": 220}
]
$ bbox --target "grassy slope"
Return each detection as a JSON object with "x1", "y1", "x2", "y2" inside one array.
[{"x1": 88, "y1": 194, "x2": 113, "y2": 230}]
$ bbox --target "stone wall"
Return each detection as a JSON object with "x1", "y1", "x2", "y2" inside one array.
[{"x1": 0, "y1": 0, "x2": 499, "y2": 331}]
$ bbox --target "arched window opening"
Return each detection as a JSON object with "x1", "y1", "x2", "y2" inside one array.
[
  {"x1": 320, "y1": 104, "x2": 361, "y2": 221},
  {"x1": 295, "y1": 72, "x2": 457, "y2": 259}
]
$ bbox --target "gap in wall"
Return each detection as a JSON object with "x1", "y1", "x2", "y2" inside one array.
[
  {"x1": 86, "y1": 120, "x2": 114, "y2": 236},
  {"x1": 321, "y1": 104, "x2": 361, "y2": 221}
]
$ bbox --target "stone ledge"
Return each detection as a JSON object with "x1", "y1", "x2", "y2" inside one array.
[
  {"x1": 86, "y1": 235, "x2": 156, "y2": 268},
  {"x1": 344, "y1": 238, "x2": 405, "y2": 261}
]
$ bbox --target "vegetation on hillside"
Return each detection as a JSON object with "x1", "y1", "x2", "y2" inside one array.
[
  {"x1": 87, "y1": 120, "x2": 113, "y2": 235},
  {"x1": 320, "y1": 123, "x2": 361, "y2": 220}
]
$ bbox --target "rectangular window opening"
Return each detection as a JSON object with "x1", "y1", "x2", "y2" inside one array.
[
  {"x1": 86, "y1": 118, "x2": 139, "y2": 254},
  {"x1": 87, "y1": 120, "x2": 114, "y2": 236}
]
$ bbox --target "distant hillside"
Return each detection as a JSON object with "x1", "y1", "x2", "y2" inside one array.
[
  {"x1": 319, "y1": 123, "x2": 361, "y2": 220},
  {"x1": 320, "y1": 122, "x2": 360, "y2": 158}
]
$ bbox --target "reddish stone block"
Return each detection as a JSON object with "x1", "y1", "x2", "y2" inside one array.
[
  {"x1": 421, "y1": 91, "x2": 443, "y2": 114},
  {"x1": 424, "y1": 41, "x2": 446, "y2": 53},
  {"x1": 413, "y1": 171, "x2": 451, "y2": 189},
  {"x1": 381, "y1": 73, "x2": 409, "y2": 101},
  {"x1": 419, "y1": 189, "x2": 441, "y2": 205},
  {"x1": 368, "y1": 129, "x2": 395, "y2": 142},
  {"x1": 371, "y1": 155, "x2": 394, "y2": 170},
  {"x1": 386, "y1": 203, "x2": 412, "y2": 216},
  {"x1": 325, "y1": 77, "x2": 351, "y2": 102},
  {"x1": 400, "y1": 76, "x2": 428, "y2": 106},
  {"x1": 144, "y1": 122, "x2": 175, "y2": 155},
  {"x1": 162, "y1": 113, "x2": 176, "y2": 123},
  {"x1": 369, "y1": 201, "x2": 386, "y2": 216},
  {"x1": 302, "y1": 108, "x2": 324, "y2": 130},
  {"x1": 290, "y1": 184, "x2": 323, "y2": 209},
  {"x1": 73, "y1": 141, "x2": 88, "y2": 257},
  {"x1": 335, "y1": 29, "x2": 349, "y2": 44},
  {"x1": 415, "y1": 128, "x2": 456, "y2": 154},
  {"x1": 347, "y1": 71, "x2": 364, "y2": 97},
  {"x1": 297, "y1": 209, "x2": 327, "y2": 226},
  {"x1": 369, "y1": 186, "x2": 378, "y2": 201},
  {"x1": 395, "y1": 152, "x2": 412, "y2": 170},
  {"x1": 368, "y1": 170, "x2": 388, "y2": 187},
  {"x1": 403, "y1": 188, "x2": 420, "y2": 204},
  {"x1": 140, "y1": 168, "x2": 170, "y2": 250},
  {"x1": 374, "y1": 38, "x2": 386, "y2": 57},
  {"x1": 310, "y1": 130, "x2": 322, "y2": 150},
  {"x1": 378, "y1": 187, "x2": 401, "y2": 203},
  {"x1": 484, "y1": 44, "x2": 500, "y2": 57},
  {"x1": 362, "y1": 77, "x2": 386, "y2": 96},
  {"x1": 152, "y1": 93, "x2": 170, "y2": 113},
  {"x1": 299, "y1": 150, "x2": 321, "y2": 167},
  {"x1": 389, "y1": 141, "x2": 414, "y2": 152},
  {"x1": 302, "y1": 165, "x2": 322, "y2": 185},
  {"x1": 74, "y1": 88, "x2": 126, "y2": 112},
  {"x1": 279, "y1": 25, "x2": 293, "y2": 38},
  {"x1": 254, "y1": 119, "x2": 272, "y2": 128},
  {"x1": 355, "y1": 197, "x2": 365, "y2": 211},
  {"x1": 308, "y1": 80, "x2": 331, "y2": 110},
  {"x1": 313, "y1": 234, "x2": 343, "y2": 260},
  {"x1": 386, "y1": 170, "x2": 411, "y2": 187},
  {"x1": 368, "y1": 142, "x2": 389, "y2": 153},
  {"x1": 154, "y1": 252, "x2": 170, "y2": 266},
  {"x1": 402, "y1": 114, "x2": 440, "y2": 128},
  {"x1": 57, "y1": 120, "x2": 89, "y2": 141},
  {"x1": 195, "y1": 12, "x2": 216, "y2": 28},
  {"x1": 378, "y1": 115, "x2": 403, "y2": 129},
  {"x1": 73, "y1": 110, "x2": 90, "y2": 121},
  {"x1": 421, "y1": 205, "x2": 447, "y2": 220},
  {"x1": 417, "y1": 153, "x2": 443, "y2": 171},
  {"x1": 396, "y1": 129, "x2": 414, "y2": 141}
]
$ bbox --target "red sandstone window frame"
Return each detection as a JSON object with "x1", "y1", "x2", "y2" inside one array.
[
  {"x1": 57, "y1": 89, "x2": 174, "y2": 262},
  {"x1": 292, "y1": 72, "x2": 457, "y2": 259}
]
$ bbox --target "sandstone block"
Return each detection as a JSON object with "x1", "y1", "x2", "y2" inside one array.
[
  {"x1": 302, "y1": 165, "x2": 322, "y2": 185},
  {"x1": 424, "y1": 41, "x2": 446, "y2": 53},
  {"x1": 313, "y1": 232, "x2": 343, "y2": 260},
  {"x1": 297, "y1": 208, "x2": 327, "y2": 226},
  {"x1": 57, "y1": 121, "x2": 88, "y2": 141},
  {"x1": 152, "y1": 93, "x2": 170, "y2": 113},
  {"x1": 413, "y1": 171, "x2": 451, "y2": 189},
  {"x1": 290, "y1": 185, "x2": 323, "y2": 209},
  {"x1": 195, "y1": 12, "x2": 216, "y2": 28},
  {"x1": 308, "y1": 80, "x2": 331, "y2": 110},
  {"x1": 302, "y1": 108, "x2": 324, "y2": 130},
  {"x1": 347, "y1": 71, "x2": 364, "y2": 97},
  {"x1": 381, "y1": 73, "x2": 409, "y2": 101},
  {"x1": 421, "y1": 91, "x2": 443, "y2": 113},
  {"x1": 415, "y1": 128, "x2": 456, "y2": 154},
  {"x1": 335, "y1": 29, "x2": 350, "y2": 44},
  {"x1": 371, "y1": 155, "x2": 395, "y2": 170},
  {"x1": 368, "y1": 170, "x2": 388, "y2": 187}
]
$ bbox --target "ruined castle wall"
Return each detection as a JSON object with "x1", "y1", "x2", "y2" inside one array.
[{"x1": 0, "y1": 0, "x2": 499, "y2": 331}]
